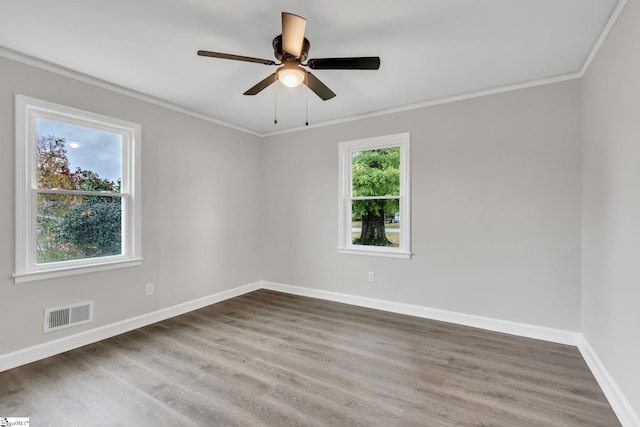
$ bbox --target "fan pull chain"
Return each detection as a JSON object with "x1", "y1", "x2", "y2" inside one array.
[
  {"x1": 305, "y1": 72, "x2": 309, "y2": 126},
  {"x1": 274, "y1": 74, "x2": 278, "y2": 125}
]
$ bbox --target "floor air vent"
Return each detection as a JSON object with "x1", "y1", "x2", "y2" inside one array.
[{"x1": 44, "y1": 301, "x2": 94, "y2": 333}]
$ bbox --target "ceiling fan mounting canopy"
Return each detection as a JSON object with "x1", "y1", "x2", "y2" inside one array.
[
  {"x1": 272, "y1": 34, "x2": 310, "y2": 64},
  {"x1": 197, "y1": 12, "x2": 381, "y2": 101}
]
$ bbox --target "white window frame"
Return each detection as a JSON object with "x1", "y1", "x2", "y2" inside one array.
[
  {"x1": 338, "y1": 132, "x2": 411, "y2": 259},
  {"x1": 14, "y1": 95, "x2": 142, "y2": 283}
]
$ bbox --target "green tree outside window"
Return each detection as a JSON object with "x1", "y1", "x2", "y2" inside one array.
[
  {"x1": 36, "y1": 135, "x2": 122, "y2": 263},
  {"x1": 351, "y1": 147, "x2": 400, "y2": 247}
]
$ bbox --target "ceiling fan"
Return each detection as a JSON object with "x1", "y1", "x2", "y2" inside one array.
[{"x1": 197, "y1": 12, "x2": 381, "y2": 101}]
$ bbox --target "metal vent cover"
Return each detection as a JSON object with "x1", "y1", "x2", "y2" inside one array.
[{"x1": 43, "y1": 301, "x2": 94, "y2": 333}]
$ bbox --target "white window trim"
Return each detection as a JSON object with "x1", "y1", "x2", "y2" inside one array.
[
  {"x1": 338, "y1": 132, "x2": 411, "y2": 259},
  {"x1": 14, "y1": 95, "x2": 142, "y2": 284}
]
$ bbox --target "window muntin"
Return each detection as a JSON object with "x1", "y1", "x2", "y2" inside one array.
[
  {"x1": 338, "y1": 133, "x2": 411, "y2": 259},
  {"x1": 15, "y1": 95, "x2": 142, "y2": 283}
]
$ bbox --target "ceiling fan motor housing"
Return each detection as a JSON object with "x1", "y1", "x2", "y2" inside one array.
[{"x1": 272, "y1": 35, "x2": 310, "y2": 63}]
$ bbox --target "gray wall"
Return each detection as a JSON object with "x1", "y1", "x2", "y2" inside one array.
[
  {"x1": 0, "y1": 56, "x2": 264, "y2": 353},
  {"x1": 582, "y1": 0, "x2": 640, "y2": 415},
  {"x1": 2, "y1": 7, "x2": 637, "y2": 414},
  {"x1": 262, "y1": 80, "x2": 583, "y2": 331}
]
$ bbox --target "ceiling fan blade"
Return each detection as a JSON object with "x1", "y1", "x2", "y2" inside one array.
[
  {"x1": 197, "y1": 50, "x2": 276, "y2": 66},
  {"x1": 243, "y1": 73, "x2": 277, "y2": 96},
  {"x1": 305, "y1": 72, "x2": 336, "y2": 101},
  {"x1": 282, "y1": 12, "x2": 307, "y2": 58},
  {"x1": 307, "y1": 57, "x2": 381, "y2": 70}
]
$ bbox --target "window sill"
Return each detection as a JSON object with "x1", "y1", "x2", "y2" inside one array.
[
  {"x1": 14, "y1": 258, "x2": 144, "y2": 284},
  {"x1": 338, "y1": 248, "x2": 412, "y2": 259}
]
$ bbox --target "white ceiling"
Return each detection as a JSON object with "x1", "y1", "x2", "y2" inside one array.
[{"x1": 0, "y1": 0, "x2": 620, "y2": 135}]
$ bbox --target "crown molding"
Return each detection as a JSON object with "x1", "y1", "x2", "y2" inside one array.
[
  {"x1": 261, "y1": 72, "x2": 582, "y2": 137},
  {"x1": 579, "y1": 0, "x2": 629, "y2": 76},
  {"x1": 0, "y1": 46, "x2": 260, "y2": 137},
  {"x1": 264, "y1": 0, "x2": 629, "y2": 137},
  {"x1": 2, "y1": 0, "x2": 628, "y2": 139}
]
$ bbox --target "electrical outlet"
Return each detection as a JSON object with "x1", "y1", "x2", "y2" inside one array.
[
  {"x1": 368, "y1": 272, "x2": 375, "y2": 283},
  {"x1": 145, "y1": 282, "x2": 154, "y2": 296}
]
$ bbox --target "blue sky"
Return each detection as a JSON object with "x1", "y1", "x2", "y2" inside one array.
[{"x1": 37, "y1": 118, "x2": 122, "y2": 183}]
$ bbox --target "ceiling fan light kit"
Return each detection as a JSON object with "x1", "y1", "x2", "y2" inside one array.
[
  {"x1": 277, "y1": 65, "x2": 306, "y2": 88},
  {"x1": 197, "y1": 12, "x2": 381, "y2": 105}
]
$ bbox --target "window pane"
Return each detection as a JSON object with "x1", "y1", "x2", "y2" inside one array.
[
  {"x1": 36, "y1": 118, "x2": 122, "y2": 192},
  {"x1": 351, "y1": 199, "x2": 400, "y2": 247},
  {"x1": 351, "y1": 147, "x2": 400, "y2": 197},
  {"x1": 37, "y1": 193, "x2": 122, "y2": 263}
]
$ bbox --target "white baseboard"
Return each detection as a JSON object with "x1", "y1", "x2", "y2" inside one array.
[
  {"x1": 578, "y1": 335, "x2": 640, "y2": 427},
  {"x1": 0, "y1": 281, "x2": 261, "y2": 373},
  {"x1": 3, "y1": 279, "x2": 636, "y2": 427},
  {"x1": 260, "y1": 281, "x2": 580, "y2": 346},
  {"x1": 1, "y1": 279, "x2": 579, "y2": 374},
  {"x1": 262, "y1": 281, "x2": 639, "y2": 426}
]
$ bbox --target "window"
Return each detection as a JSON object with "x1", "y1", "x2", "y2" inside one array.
[
  {"x1": 338, "y1": 132, "x2": 411, "y2": 259},
  {"x1": 14, "y1": 95, "x2": 142, "y2": 283}
]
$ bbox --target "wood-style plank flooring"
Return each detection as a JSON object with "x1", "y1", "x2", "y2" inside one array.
[{"x1": 0, "y1": 290, "x2": 620, "y2": 426}]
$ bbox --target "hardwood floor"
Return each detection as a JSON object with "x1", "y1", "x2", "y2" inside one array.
[{"x1": 0, "y1": 289, "x2": 620, "y2": 426}]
